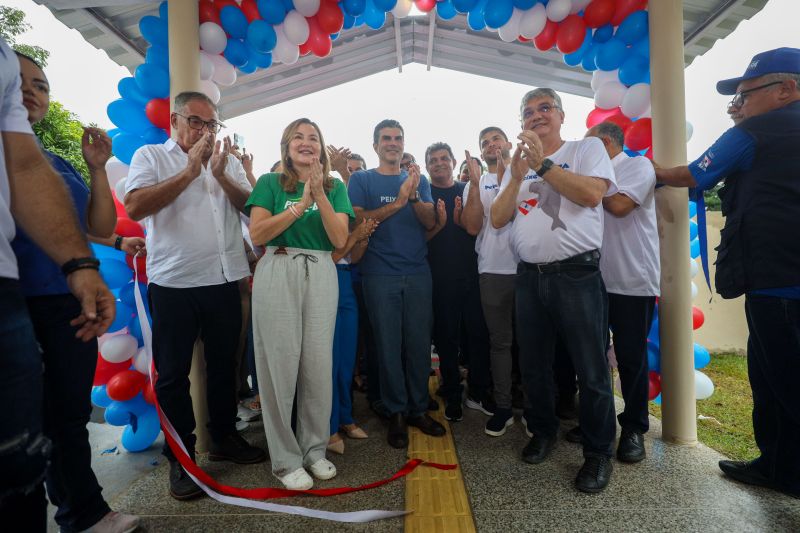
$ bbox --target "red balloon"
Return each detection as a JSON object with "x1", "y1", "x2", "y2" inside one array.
[
  {"x1": 317, "y1": 1, "x2": 344, "y2": 34},
  {"x1": 415, "y1": 0, "x2": 436, "y2": 13},
  {"x1": 94, "y1": 356, "x2": 132, "y2": 386},
  {"x1": 299, "y1": 41, "x2": 312, "y2": 56},
  {"x1": 125, "y1": 253, "x2": 147, "y2": 278},
  {"x1": 214, "y1": 0, "x2": 238, "y2": 12},
  {"x1": 305, "y1": 16, "x2": 333, "y2": 58},
  {"x1": 107, "y1": 370, "x2": 147, "y2": 402},
  {"x1": 240, "y1": 0, "x2": 261, "y2": 22},
  {"x1": 624, "y1": 118, "x2": 652, "y2": 151},
  {"x1": 111, "y1": 191, "x2": 128, "y2": 218},
  {"x1": 518, "y1": 36, "x2": 530, "y2": 43},
  {"x1": 603, "y1": 111, "x2": 633, "y2": 132},
  {"x1": 583, "y1": 0, "x2": 615, "y2": 28},
  {"x1": 145, "y1": 98, "x2": 170, "y2": 130},
  {"x1": 611, "y1": 0, "x2": 648, "y2": 26},
  {"x1": 692, "y1": 306, "x2": 705, "y2": 330},
  {"x1": 533, "y1": 19, "x2": 558, "y2": 51},
  {"x1": 556, "y1": 15, "x2": 586, "y2": 54},
  {"x1": 644, "y1": 147, "x2": 653, "y2": 159},
  {"x1": 585, "y1": 106, "x2": 619, "y2": 129},
  {"x1": 144, "y1": 380, "x2": 158, "y2": 405},
  {"x1": 199, "y1": 0, "x2": 221, "y2": 24},
  {"x1": 648, "y1": 371, "x2": 661, "y2": 401},
  {"x1": 115, "y1": 218, "x2": 145, "y2": 238}
]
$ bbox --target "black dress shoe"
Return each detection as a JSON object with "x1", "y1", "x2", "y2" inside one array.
[
  {"x1": 719, "y1": 460, "x2": 800, "y2": 499},
  {"x1": 387, "y1": 413, "x2": 408, "y2": 449},
  {"x1": 617, "y1": 429, "x2": 646, "y2": 463},
  {"x1": 407, "y1": 413, "x2": 446, "y2": 437},
  {"x1": 522, "y1": 435, "x2": 556, "y2": 464},
  {"x1": 575, "y1": 456, "x2": 613, "y2": 493},
  {"x1": 169, "y1": 461, "x2": 203, "y2": 500},
  {"x1": 565, "y1": 425, "x2": 582, "y2": 444},
  {"x1": 208, "y1": 434, "x2": 268, "y2": 464}
]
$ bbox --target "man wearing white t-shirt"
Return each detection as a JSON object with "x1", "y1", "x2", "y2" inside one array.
[
  {"x1": 491, "y1": 88, "x2": 617, "y2": 493},
  {"x1": 585, "y1": 122, "x2": 659, "y2": 464}
]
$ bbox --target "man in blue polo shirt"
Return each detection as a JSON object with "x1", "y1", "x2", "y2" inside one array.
[
  {"x1": 348, "y1": 119, "x2": 445, "y2": 449},
  {"x1": 657, "y1": 47, "x2": 800, "y2": 499}
]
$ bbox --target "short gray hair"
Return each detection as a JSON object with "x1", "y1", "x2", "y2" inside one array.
[
  {"x1": 590, "y1": 122, "x2": 625, "y2": 149},
  {"x1": 520, "y1": 88, "x2": 563, "y2": 116},
  {"x1": 174, "y1": 91, "x2": 217, "y2": 113},
  {"x1": 761, "y1": 72, "x2": 800, "y2": 91}
]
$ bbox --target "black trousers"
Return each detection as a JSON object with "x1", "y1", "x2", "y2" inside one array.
[
  {"x1": 608, "y1": 293, "x2": 656, "y2": 434},
  {"x1": 745, "y1": 294, "x2": 800, "y2": 493},
  {"x1": 432, "y1": 274, "x2": 491, "y2": 403},
  {"x1": 148, "y1": 282, "x2": 241, "y2": 460}
]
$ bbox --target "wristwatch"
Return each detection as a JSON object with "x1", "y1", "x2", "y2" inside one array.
[
  {"x1": 537, "y1": 158, "x2": 554, "y2": 177},
  {"x1": 408, "y1": 191, "x2": 420, "y2": 203}
]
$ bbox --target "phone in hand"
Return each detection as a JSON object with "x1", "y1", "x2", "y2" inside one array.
[{"x1": 234, "y1": 133, "x2": 245, "y2": 150}]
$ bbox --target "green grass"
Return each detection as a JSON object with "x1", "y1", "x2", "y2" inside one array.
[{"x1": 647, "y1": 353, "x2": 758, "y2": 461}]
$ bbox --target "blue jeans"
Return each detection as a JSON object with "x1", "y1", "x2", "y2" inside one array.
[
  {"x1": 744, "y1": 294, "x2": 800, "y2": 493},
  {"x1": 362, "y1": 273, "x2": 433, "y2": 417},
  {"x1": 0, "y1": 278, "x2": 49, "y2": 531},
  {"x1": 515, "y1": 266, "x2": 616, "y2": 457},
  {"x1": 331, "y1": 267, "x2": 358, "y2": 434}
]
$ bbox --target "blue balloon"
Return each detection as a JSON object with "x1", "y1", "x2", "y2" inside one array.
[
  {"x1": 592, "y1": 24, "x2": 614, "y2": 44},
  {"x1": 690, "y1": 237, "x2": 701, "y2": 259},
  {"x1": 91, "y1": 386, "x2": 113, "y2": 408},
  {"x1": 330, "y1": 32, "x2": 339, "y2": 41},
  {"x1": 117, "y1": 78, "x2": 150, "y2": 107},
  {"x1": 563, "y1": 28, "x2": 592, "y2": 66},
  {"x1": 224, "y1": 38, "x2": 249, "y2": 67},
  {"x1": 437, "y1": 0, "x2": 457, "y2": 20},
  {"x1": 121, "y1": 392, "x2": 151, "y2": 416},
  {"x1": 342, "y1": 0, "x2": 367, "y2": 17},
  {"x1": 353, "y1": 15, "x2": 364, "y2": 27},
  {"x1": 688, "y1": 200, "x2": 697, "y2": 218},
  {"x1": 648, "y1": 314, "x2": 659, "y2": 344},
  {"x1": 220, "y1": 5, "x2": 249, "y2": 39},
  {"x1": 512, "y1": 0, "x2": 535, "y2": 8},
  {"x1": 373, "y1": 0, "x2": 397, "y2": 10},
  {"x1": 128, "y1": 315, "x2": 145, "y2": 347},
  {"x1": 107, "y1": 128, "x2": 121, "y2": 139},
  {"x1": 250, "y1": 48, "x2": 273, "y2": 69},
  {"x1": 257, "y1": 0, "x2": 286, "y2": 24},
  {"x1": 107, "y1": 99, "x2": 151, "y2": 136},
  {"x1": 595, "y1": 37, "x2": 628, "y2": 71},
  {"x1": 467, "y1": 0, "x2": 487, "y2": 30},
  {"x1": 92, "y1": 242, "x2": 126, "y2": 262},
  {"x1": 247, "y1": 19, "x2": 277, "y2": 53},
  {"x1": 239, "y1": 60, "x2": 257, "y2": 74},
  {"x1": 615, "y1": 10, "x2": 648, "y2": 45},
  {"x1": 139, "y1": 16, "x2": 168, "y2": 47},
  {"x1": 134, "y1": 63, "x2": 169, "y2": 99},
  {"x1": 652, "y1": 393, "x2": 661, "y2": 405},
  {"x1": 281, "y1": 0, "x2": 294, "y2": 10},
  {"x1": 632, "y1": 36, "x2": 649, "y2": 59},
  {"x1": 483, "y1": 0, "x2": 513, "y2": 29},
  {"x1": 689, "y1": 220, "x2": 698, "y2": 241},
  {"x1": 142, "y1": 126, "x2": 168, "y2": 145},
  {"x1": 100, "y1": 259, "x2": 133, "y2": 289},
  {"x1": 112, "y1": 133, "x2": 146, "y2": 165},
  {"x1": 580, "y1": 44, "x2": 599, "y2": 71},
  {"x1": 121, "y1": 409, "x2": 161, "y2": 452},
  {"x1": 119, "y1": 280, "x2": 148, "y2": 309},
  {"x1": 363, "y1": 1, "x2": 386, "y2": 30},
  {"x1": 343, "y1": 13, "x2": 356, "y2": 29},
  {"x1": 453, "y1": 0, "x2": 480, "y2": 12},
  {"x1": 109, "y1": 300, "x2": 135, "y2": 333},
  {"x1": 694, "y1": 343, "x2": 711, "y2": 370},
  {"x1": 618, "y1": 53, "x2": 650, "y2": 86},
  {"x1": 647, "y1": 341, "x2": 660, "y2": 373},
  {"x1": 159, "y1": 1, "x2": 169, "y2": 20},
  {"x1": 145, "y1": 44, "x2": 170, "y2": 70},
  {"x1": 104, "y1": 401, "x2": 133, "y2": 426}
]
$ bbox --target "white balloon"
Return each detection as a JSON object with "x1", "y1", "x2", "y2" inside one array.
[
  {"x1": 690, "y1": 258, "x2": 699, "y2": 278},
  {"x1": 115, "y1": 177, "x2": 127, "y2": 200},
  {"x1": 100, "y1": 334, "x2": 138, "y2": 364},
  {"x1": 133, "y1": 347, "x2": 151, "y2": 375},
  {"x1": 105, "y1": 158, "x2": 129, "y2": 189},
  {"x1": 293, "y1": 0, "x2": 320, "y2": 17},
  {"x1": 283, "y1": 10, "x2": 310, "y2": 46},
  {"x1": 392, "y1": 0, "x2": 413, "y2": 18},
  {"x1": 199, "y1": 79, "x2": 221, "y2": 104},
  {"x1": 199, "y1": 51, "x2": 215, "y2": 81},
  {"x1": 570, "y1": 0, "x2": 592, "y2": 14},
  {"x1": 695, "y1": 370, "x2": 715, "y2": 400},
  {"x1": 640, "y1": 107, "x2": 652, "y2": 118},
  {"x1": 546, "y1": 0, "x2": 572, "y2": 22},
  {"x1": 519, "y1": 3, "x2": 546, "y2": 39},
  {"x1": 199, "y1": 22, "x2": 227, "y2": 55},
  {"x1": 594, "y1": 80, "x2": 627, "y2": 110},
  {"x1": 210, "y1": 54, "x2": 237, "y2": 86},
  {"x1": 498, "y1": 8, "x2": 522, "y2": 43},
  {"x1": 272, "y1": 24, "x2": 300, "y2": 65},
  {"x1": 686, "y1": 120, "x2": 694, "y2": 143},
  {"x1": 590, "y1": 68, "x2": 619, "y2": 91},
  {"x1": 621, "y1": 83, "x2": 651, "y2": 118},
  {"x1": 691, "y1": 281, "x2": 698, "y2": 299}
]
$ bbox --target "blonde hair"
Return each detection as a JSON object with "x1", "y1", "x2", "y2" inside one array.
[{"x1": 279, "y1": 118, "x2": 334, "y2": 193}]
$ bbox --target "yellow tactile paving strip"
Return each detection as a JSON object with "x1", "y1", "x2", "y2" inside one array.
[{"x1": 404, "y1": 377, "x2": 476, "y2": 533}]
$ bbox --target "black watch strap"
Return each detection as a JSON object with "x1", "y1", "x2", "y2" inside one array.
[
  {"x1": 537, "y1": 158, "x2": 554, "y2": 177},
  {"x1": 408, "y1": 191, "x2": 420, "y2": 203},
  {"x1": 61, "y1": 257, "x2": 100, "y2": 276}
]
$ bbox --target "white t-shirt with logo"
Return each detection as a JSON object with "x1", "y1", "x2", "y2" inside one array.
[
  {"x1": 498, "y1": 137, "x2": 616, "y2": 264},
  {"x1": 600, "y1": 152, "x2": 660, "y2": 296},
  {"x1": 462, "y1": 172, "x2": 517, "y2": 275}
]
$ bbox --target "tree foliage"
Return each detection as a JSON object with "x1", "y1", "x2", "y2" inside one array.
[{"x1": 0, "y1": 6, "x2": 49, "y2": 66}]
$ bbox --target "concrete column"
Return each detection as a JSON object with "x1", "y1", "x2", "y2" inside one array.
[
  {"x1": 648, "y1": 1, "x2": 697, "y2": 445},
  {"x1": 167, "y1": 0, "x2": 209, "y2": 453}
]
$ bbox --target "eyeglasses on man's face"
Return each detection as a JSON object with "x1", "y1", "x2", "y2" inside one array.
[
  {"x1": 175, "y1": 113, "x2": 224, "y2": 134},
  {"x1": 522, "y1": 103, "x2": 561, "y2": 120},
  {"x1": 728, "y1": 81, "x2": 783, "y2": 109}
]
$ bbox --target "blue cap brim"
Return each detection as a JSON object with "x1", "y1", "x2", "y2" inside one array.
[{"x1": 716, "y1": 77, "x2": 743, "y2": 95}]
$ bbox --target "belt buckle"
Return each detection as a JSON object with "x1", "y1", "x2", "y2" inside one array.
[{"x1": 536, "y1": 262, "x2": 547, "y2": 274}]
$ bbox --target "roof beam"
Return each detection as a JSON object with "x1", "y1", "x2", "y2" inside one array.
[
  {"x1": 82, "y1": 6, "x2": 145, "y2": 59},
  {"x1": 394, "y1": 15, "x2": 403, "y2": 73},
  {"x1": 683, "y1": 0, "x2": 747, "y2": 47},
  {"x1": 425, "y1": 11, "x2": 435, "y2": 71}
]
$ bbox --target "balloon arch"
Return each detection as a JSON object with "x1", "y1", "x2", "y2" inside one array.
[{"x1": 92, "y1": 0, "x2": 713, "y2": 453}]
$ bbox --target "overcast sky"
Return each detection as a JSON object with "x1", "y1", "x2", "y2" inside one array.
[{"x1": 7, "y1": 0, "x2": 800, "y2": 174}]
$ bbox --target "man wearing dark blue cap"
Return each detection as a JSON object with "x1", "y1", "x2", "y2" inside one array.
[{"x1": 656, "y1": 47, "x2": 800, "y2": 499}]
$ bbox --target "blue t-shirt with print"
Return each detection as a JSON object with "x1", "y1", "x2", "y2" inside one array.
[
  {"x1": 347, "y1": 169, "x2": 433, "y2": 276},
  {"x1": 12, "y1": 151, "x2": 90, "y2": 297}
]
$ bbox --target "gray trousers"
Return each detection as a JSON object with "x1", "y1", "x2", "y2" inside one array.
[
  {"x1": 252, "y1": 247, "x2": 337, "y2": 477},
  {"x1": 479, "y1": 273, "x2": 516, "y2": 409}
]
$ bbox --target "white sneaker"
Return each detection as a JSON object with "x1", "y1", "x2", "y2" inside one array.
[
  {"x1": 237, "y1": 404, "x2": 260, "y2": 422},
  {"x1": 307, "y1": 458, "x2": 337, "y2": 480},
  {"x1": 79, "y1": 511, "x2": 140, "y2": 533},
  {"x1": 236, "y1": 420, "x2": 250, "y2": 432},
  {"x1": 276, "y1": 467, "x2": 313, "y2": 490}
]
